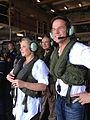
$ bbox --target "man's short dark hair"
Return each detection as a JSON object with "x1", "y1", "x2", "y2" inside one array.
[{"x1": 50, "y1": 15, "x2": 71, "y2": 29}]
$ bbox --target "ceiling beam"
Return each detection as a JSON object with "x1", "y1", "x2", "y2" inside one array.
[
  {"x1": 35, "y1": 0, "x2": 67, "y2": 5},
  {"x1": 0, "y1": 0, "x2": 8, "y2": 2},
  {"x1": 35, "y1": 0, "x2": 90, "y2": 6}
]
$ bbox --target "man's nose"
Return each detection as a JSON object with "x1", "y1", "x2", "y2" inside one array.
[
  {"x1": 43, "y1": 42, "x2": 46, "y2": 45},
  {"x1": 55, "y1": 28, "x2": 60, "y2": 33}
]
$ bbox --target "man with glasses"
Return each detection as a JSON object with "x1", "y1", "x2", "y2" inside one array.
[
  {"x1": 40, "y1": 36, "x2": 56, "y2": 120},
  {"x1": 50, "y1": 15, "x2": 90, "y2": 120}
]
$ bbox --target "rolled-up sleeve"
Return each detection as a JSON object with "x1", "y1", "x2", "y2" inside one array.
[{"x1": 69, "y1": 42, "x2": 90, "y2": 69}]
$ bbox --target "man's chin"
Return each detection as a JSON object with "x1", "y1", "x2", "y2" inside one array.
[
  {"x1": 54, "y1": 39, "x2": 60, "y2": 43},
  {"x1": 21, "y1": 55, "x2": 24, "y2": 57}
]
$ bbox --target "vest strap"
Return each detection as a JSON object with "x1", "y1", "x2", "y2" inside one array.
[{"x1": 22, "y1": 95, "x2": 28, "y2": 113}]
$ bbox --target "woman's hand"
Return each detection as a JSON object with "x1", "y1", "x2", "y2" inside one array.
[
  {"x1": 12, "y1": 79, "x2": 26, "y2": 88},
  {"x1": 6, "y1": 73, "x2": 15, "y2": 82},
  {"x1": 11, "y1": 79, "x2": 47, "y2": 91}
]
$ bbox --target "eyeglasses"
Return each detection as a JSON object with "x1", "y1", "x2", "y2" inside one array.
[
  {"x1": 42, "y1": 41, "x2": 49, "y2": 44},
  {"x1": 51, "y1": 26, "x2": 66, "y2": 33}
]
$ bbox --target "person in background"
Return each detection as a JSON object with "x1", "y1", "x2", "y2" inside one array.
[
  {"x1": 40, "y1": 35, "x2": 54, "y2": 68},
  {"x1": 6, "y1": 37, "x2": 49, "y2": 120},
  {"x1": 6, "y1": 42, "x2": 17, "y2": 73},
  {"x1": 5, "y1": 42, "x2": 17, "y2": 120},
  {"x1": 13, "y1": 42, "x2": 22, "y2": 67},
  {"x1": 50, "y1": 15, "x2": 90, "y2": 120},
  {"x1": 0, "y1": 50, "x2": 7, "y2": 120},
  {"x1": 39, "y1": 35, "x2": 56, "y2": 120}
]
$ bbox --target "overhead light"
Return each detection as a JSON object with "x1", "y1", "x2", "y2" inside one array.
[
  {"x1": 17, "y1": 33, "x2": 24, "y2": 37},
  {"x1": 51, "y1": 9, "x2": 55, "y2": 13},
  {"x1": 64, "y1": 6, "x2": 68, "y2": 10},
  {"x1": 37, "y1": 0, "x2": 40, "y2": 2},
  {"x1": 0, "y1": 26, "x2": 4, "y2": 29},
  {"x1": 30, "y1": 14, "x2": 35, "y2": 18},
  {"x1": 78, "y1": 3, "x2": 82, "y2": 7},
  {"x1": 77, "y1": 38, "x2": 80, "y2": 41},
  {"x1": 38, "y1": 36, "x2": 42, "y2": 40}
]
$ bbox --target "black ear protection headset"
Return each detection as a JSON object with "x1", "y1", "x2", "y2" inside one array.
[
  {"x1": 40, "y1": 35, "x2": 53, "y2": 47},
  {"x1": 50, "y1": 16, "x2": 74, "y2": 39}
]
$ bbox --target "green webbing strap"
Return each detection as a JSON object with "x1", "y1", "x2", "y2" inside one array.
[
  {"x1": 66, "y1": 85, "x2": 72, "y2": 106},
  {"x1": 22, "y1": 95, "x2": 28, "y2": 113}
]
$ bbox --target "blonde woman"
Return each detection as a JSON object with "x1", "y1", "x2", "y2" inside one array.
[{"x1": 6, "y1": 37, "x2": 49, "y2": 120}]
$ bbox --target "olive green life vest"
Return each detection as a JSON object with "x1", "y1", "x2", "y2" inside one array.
[
  {"x1": 13, "y1": 56, "x2": 41, "y2": 98},
  {"x1": 50, "y1": 38, "x2": 88, "y2": 106},
  {"x1": 13, "y1": 56, "x2": 41, "y2": 112}
]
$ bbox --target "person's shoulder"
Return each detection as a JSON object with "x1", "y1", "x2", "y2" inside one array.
[
  {"x1": 35, "y1": 59, "x2": 45, "y2": 65},
  {"x1": 34, "y1": 59, "x2": 49, "y2": 69},
  {"x1": 33, "y1": 58, "x2": 49, "y2": 72},
  {"x1": 11, "y1": 51, "x2": 17, "y2": 56},
  {"x1": 73, "y1": 41, "x2": 89, "y2": 49},
  {"x1": 70, "y1": 41, "x2": 90, "y2": 56}
]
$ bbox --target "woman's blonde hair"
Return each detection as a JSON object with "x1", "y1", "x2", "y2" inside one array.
[{"x1": 20, "y1": 37, "x2": 42, "y2": 57}]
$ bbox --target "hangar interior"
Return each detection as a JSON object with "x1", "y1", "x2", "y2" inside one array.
[
  {"x1": 0, "y1": 0, "x2": 90, "y2": 50},
  {"x1": 0, "y1": 1, "x2": 90, "y2": 119}
]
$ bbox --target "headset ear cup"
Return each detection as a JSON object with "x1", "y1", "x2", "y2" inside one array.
[
  {"x1": 69, "y1": 25, "x2": 74, "y2": 36},
  {"x1": 50, "y1": 40, "x2": 53, "y2": 46},
  {"x1": 50, "y1": 32, "x2": 53, "y2": 39},
  {"x1": 40, "y1": 42, "x2": 42, "y2": 47},
  {"x1": 30, "y1": 42, "x2": 38, "y2": 52}
]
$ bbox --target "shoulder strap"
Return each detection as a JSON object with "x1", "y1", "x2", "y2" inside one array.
[
  {"x1": 57, "y1": 39, "x2": 76, "y2": 78},
  {"x1": 13, "y1": 57, "x2": 25, "y2": 76},
  {"x1": 50, "y1": 47, "x2": 59, "y2": 81},
  {"x1": 14, "y1": 56, "x2": 38, "y2": 81}
]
